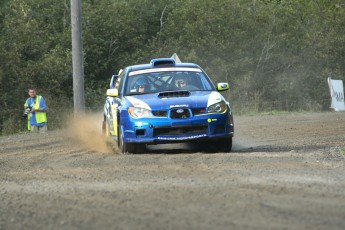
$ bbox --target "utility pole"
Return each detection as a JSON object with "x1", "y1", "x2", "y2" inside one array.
[{"x1": 71, "y1": 0, "x2": 85, "y2": 114}]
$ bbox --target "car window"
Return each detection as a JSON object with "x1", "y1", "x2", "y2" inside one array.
[
  {"x1": 124, "y1": 69, "x2": 215, "y2": 95},
  {"x1": 115, "y1": 69, "x2": 126, "y2": 95}
]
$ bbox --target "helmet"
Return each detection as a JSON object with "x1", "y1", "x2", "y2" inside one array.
[
  {"x1": 134, "y1": 77, "x2": 150, "y2": 91},
  {"x1": 175, "y1": 73, "x2": 189, "y2": 88}
]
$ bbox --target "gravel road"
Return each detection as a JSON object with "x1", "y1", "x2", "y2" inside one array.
[{"x1": 0, "y1": 112, "x2": 344, "y2": 230}]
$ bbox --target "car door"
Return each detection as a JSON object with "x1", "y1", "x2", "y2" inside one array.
[{"x1": 109, "y1": 70, "x2": 126, "y2": 137}]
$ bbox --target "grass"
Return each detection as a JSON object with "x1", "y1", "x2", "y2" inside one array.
[{"x1": 342, "y1": 148, "x2": 345, "y2": 156}]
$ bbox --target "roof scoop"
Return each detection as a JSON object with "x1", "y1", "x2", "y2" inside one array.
[{"x1": 151, "y1": 58, "x2": 176, "y2": 67}]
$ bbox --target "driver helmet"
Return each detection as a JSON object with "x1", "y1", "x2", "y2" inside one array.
[{"x1": 134, "y1": 77, "x2": 150, "y2": 91}]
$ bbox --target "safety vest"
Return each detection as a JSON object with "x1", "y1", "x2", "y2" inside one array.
[{"x1": 24, "y1": 95, "x2": 47, "y2": 130}]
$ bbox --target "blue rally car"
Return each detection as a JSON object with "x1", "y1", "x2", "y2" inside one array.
[{"x1": 102, "y1": 58, "x2": 234, "y2": 153}]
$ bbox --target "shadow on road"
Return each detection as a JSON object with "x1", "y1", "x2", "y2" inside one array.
[{"x1": 144, "y1": 142, "x2": 331, "y2": 154}]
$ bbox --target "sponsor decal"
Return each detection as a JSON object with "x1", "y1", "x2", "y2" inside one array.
[
  {"x1": 126, "y1": 96, "x2": 151, "y2": 110},
  {"x1": 207, "y1": 118, "x2": 217, "y2": 123},
  {"x1": 170, "y1": 104, "x2": 189, "y2": 108},
  {"x1": 157, "y1": 134, "x2": 207, "y2": 141}
]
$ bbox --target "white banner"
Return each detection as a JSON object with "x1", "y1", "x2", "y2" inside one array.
[
  {"x1": 327, "y1": 77, "x2": 345, "y2": 111},
  {"x1": 171, "y1": 53, "x2": 182, "y2": 63}
]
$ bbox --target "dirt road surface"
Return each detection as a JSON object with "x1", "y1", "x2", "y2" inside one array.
[{"x1": 1, "y1": 112, "x2": 345, "y2": 230}]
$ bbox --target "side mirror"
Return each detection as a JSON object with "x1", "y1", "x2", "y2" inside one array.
[
  {"x1": 107, "y1": 89, "x2": 118, "y2": 97},
  {"x1": 217, "y1": 83, "x2": 230, "y2": 91}
]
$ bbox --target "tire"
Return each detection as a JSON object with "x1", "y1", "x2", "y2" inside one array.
[
  {"x1": 105, "y1": 121, "x2": 110, "y2": 137},
  {"x1": 217, "y1": 137, "x2": 232, "y2": 152},
  {"x1": 197, "y1": 137, "x2": 232, "y2": 153},
  {"x1": 102, "y1": 120, "x2": 106, "y2": 135},
  {"x1": 118, "y1": 126, "x2": 137, "y2": 154},
  {"x1": 102, "y1": 120, "x2": 110, "y2": 137}
]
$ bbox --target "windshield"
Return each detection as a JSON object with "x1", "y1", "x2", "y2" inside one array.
[{"x1": 124, "y1": 67, "x2": 215, "y2": 95}]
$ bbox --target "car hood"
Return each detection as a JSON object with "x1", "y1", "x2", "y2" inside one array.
[{"x1": 124, "y1": 91, "x2": 224, "y2": 110}]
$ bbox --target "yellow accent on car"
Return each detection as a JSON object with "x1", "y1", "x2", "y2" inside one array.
[
  {"x1": 107, "y1": 89, "x2": 118, "y2": 97},
  {"x1": 217, "y1": 83, "x2": 230, "y2": 91}
]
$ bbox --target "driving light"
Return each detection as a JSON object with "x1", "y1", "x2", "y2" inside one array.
[
  {"x1": 128, "y1": 107, "x2": 153, "y2": 118},
  {"x1": 208, "y1": 101, "x2": 227, "y2": 114}
]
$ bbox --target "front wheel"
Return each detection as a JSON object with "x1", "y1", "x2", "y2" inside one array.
[
  {"x1": 102, "y1": 120, "x2": 106, "y2": 135},
  {"x1": 102, "y1": 120, "x2": 110, "y2": 137},
  {"x1": 217, "y1": 137, "x2": 232, "y2": 152},
  {"x1": 118, "y1": 126, "x2": 143, "y2": 154},
  {"x1": 196, "y1": 137, "x2": 232, "y2": 153},
  {"x1": 213, "y1": 137, "x2": 232, "y2": 153}
]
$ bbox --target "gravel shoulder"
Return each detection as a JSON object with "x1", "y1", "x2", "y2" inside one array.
[{"x1": 0, "y1": 112, "x2": 344, "y2": 230}]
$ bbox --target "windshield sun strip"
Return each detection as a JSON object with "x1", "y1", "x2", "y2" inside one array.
[{"x1": 128, "y1": 67, "x2": 202, "y2": 76}]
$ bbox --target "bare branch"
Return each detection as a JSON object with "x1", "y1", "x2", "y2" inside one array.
[
  {"x1": 108, "y1": 37, "x2": 119, "y2": 58},
  {"x1": 160, "y1": 6, "x2": 167, "y2": 33}
]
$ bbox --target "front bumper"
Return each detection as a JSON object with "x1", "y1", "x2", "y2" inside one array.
[{"x1": 121, "y1": 112, "x2": 234, "y2": 144}]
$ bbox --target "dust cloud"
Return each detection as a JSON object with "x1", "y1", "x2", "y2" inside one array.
[{"x1": 63, "y1": 113, "x2": 117, "y2": 153}]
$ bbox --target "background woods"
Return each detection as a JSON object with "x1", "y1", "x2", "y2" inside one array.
[{"x1": 1, "y1": 0, "x2": 345, "y2": 134}]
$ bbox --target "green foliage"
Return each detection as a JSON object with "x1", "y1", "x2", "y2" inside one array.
[
  {"x1": 1, "y1": 111, "x2": 27, "y2": 135},
  {"x1": 1, "y1": 0, "x2": 345, "y2": 134}
]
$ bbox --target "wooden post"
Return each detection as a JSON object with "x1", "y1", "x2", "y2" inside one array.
[{"x1": 71, "y1": 0, "x2": 85, "y2": 114}]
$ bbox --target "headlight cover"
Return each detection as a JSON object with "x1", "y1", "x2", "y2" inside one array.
[
  {"x1": 128, "y1": 107, "x2": 153, "y2": 118},
  {"x1": 208, "y1": 101, "x2": 227, "y2": 114}
]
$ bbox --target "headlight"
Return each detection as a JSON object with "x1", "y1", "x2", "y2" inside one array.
[
  {"x1": 128, "y1": 107, "x2": 153, "y2": 118},
  {"x1": 208, "y1": 101, "x2": 227, "y2": 113}
]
